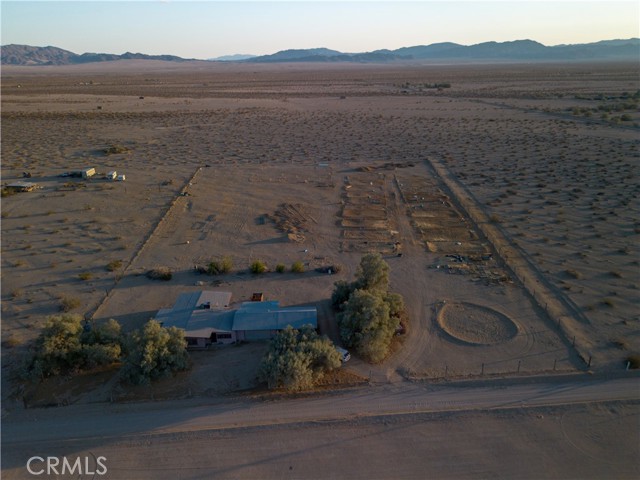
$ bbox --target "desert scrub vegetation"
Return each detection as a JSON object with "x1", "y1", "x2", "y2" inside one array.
[
  {"x1": 20, "y1": 314, "x2": 122, "y2": 380},
  {"x1": 59, "y1": 295, "x2": 81, "y2": 312},
  {"x1": 121, "y1": 320, "x2": 189, "y2": 385},
  {"x1": 258, "y1": 325, "x2": 341, "y2": 391},
  {"x1": 275, "y1": 263, "x2": 286, "y2": 273},
  {"x1": 146, "y1": 267, "x2": 173, "y2": 281},
  {"x1": 20, "y1": 316, "x2": 190, "y2": 385},
  {"x1": 332, "y1": 253, "x2": 405, "y2": 363},
  {"x1": 207, "y1": 256, "x2": 233, "y2": 275},
  {"x1": 103, "y1": 144, "x2": 130, "y2": 155},
  {"x1": 106, "y1": 260, "x2": 123, "y2": 272},
  {"x1": 291, "y1": 261, "x2": 305, "y2": 273},
  {"x1": 250, "y1": 260, "x2": 268, "y2": 274},
  {"x1": 78, "y1": 272, "x2": 93, "y2": 281}
]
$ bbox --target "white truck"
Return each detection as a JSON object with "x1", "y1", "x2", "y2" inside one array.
[{"x1": 335, "y1": 346, "x2": 351, "y2": 363}]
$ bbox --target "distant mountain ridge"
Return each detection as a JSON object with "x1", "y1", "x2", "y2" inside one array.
[
  {"x1": 1, "y1": 44, "x2": 192, "y2": 66},
  {"x1": 2, "y1": 38, "x2": 639, "y2": 66},
  {"x1": 209, "y1": 53, "x2": 257, "y2": 62},
  {"x1": 251, "y1": 38, "x2": 640, "y2": 63}
]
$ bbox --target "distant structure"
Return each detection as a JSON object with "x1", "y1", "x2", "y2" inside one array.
[
  {"x1": 82, "y1": 167, "x2": 96, "y2": 179},
  {"x1": 156, "y1": 291, "x2": 318, "y2": 348},
  {"x1": 5, "y1": 181, "x2": 40, "y2": 193}
]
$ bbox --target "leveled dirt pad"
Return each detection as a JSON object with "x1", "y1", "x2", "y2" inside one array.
[{"x1": 437, "y1": 302, "x2": 519, "y2": 346}]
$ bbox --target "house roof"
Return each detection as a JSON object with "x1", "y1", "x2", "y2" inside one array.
[
  {"x1": 233, "y1": 301, "x2": 317, "y2": 332},
  {"x1": 156, "y1": 291, "x2": 233, "y2": 336},
  {"x1": 155, "y1": 291, "x2": 317, "y2": 337}
]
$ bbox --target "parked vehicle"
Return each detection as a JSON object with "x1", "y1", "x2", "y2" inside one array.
[{"x1": 335, "y1": 346, "x2": 351, "y2": 363}]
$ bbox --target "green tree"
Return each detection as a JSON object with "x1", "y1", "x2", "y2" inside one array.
[
  {"x1": 80, "y1": 319, "x2": 123, "y2": 369},
  {"x1": 22, "y1": 315, "x2": 122, "y2": 380},
  {"x1": 338, "y1": 289, "x2": 398, "y2": 363},
  {"x1": 121, "y1": 320, "x2": 189, "y2": 385},
  {"x1": 332, "y1": 254, "x2": 404, "y2": 364},
  {"x1": 258, "y1": 325, "x2": 341, "y2": 391},
  {"x1": 354, "y1": 253, "x2": 389, "y2": 292},
  {"x1": 331, "y1": 280, "x2": 355, "y2": 308}
]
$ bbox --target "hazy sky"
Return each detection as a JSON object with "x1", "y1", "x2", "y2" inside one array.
[{"x1": 2, "y1": 1, "x2": 638, "y2": 59}]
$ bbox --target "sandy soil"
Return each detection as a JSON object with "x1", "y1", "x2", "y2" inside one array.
[{"x1": 1, "y1": 61, "x2": 639, "y2": 407}]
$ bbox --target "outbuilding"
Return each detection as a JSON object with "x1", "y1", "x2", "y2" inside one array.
[
  {"x1": 5, "y1": 182, "x2": 40, "y2": 193},
  {"x1": 82, "y1": 167, "x2": 96, "y2": 179}
]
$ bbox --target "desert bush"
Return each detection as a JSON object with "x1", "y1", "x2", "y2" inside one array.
[
  {"x1": 78, "y1": 272, "x2": 93, "y2": 281},
  {"x1": 21, "y1": 314, "x2": 122, "y2": 380},
  {"x1": 121, "y1": 320, "x2": 189, "y2": 385},
  {"x1": 291, "y1": 261, "x2": 305, "y2": 273},
  {"x1": 59, "y1": 296, "x2": 81, "y2": 312},
  {"x1": 208, "y1": 256, "x2": 233, "y2": 275},
  {"x1": 250, "y1": 260, "x2": 267, "y2": 274},
  {"x1": 565, "y1": 269, "x2": 582, "y2": 279},
  {"x1": 103, "y1": 144, "x2": 130, "y2": 155},
  {"x1": 258, "y1": 325, "x2": 341, "y2": 391},
  {"x1": 146, "y1": 267, "x2": 173, "y2": 281},
  {"x1": 106, "y1": 260, "x2": 123, "y2": 272},
  {"x1": 275, "y1": 263, "x2": 286, "y2": 273}
]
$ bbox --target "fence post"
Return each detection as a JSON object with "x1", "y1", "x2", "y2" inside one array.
[
  {"x1": 553, "y1": 359, "x2": 557, "y2": 371},
  {"x1": 481, "y1": 363, "x2": 485, "y2": 376},
  {"x1": 517, "y1": 360, "x2": 521, "y2": 373}
]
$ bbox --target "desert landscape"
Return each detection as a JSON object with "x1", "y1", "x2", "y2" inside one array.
[{"x1": 1, "y1": 60, "x2": 639, "y2": 478}]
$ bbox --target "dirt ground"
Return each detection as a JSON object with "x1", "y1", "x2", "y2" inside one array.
[{"x1": 1, "y1": 61, "x2": 639, "y2": 407}]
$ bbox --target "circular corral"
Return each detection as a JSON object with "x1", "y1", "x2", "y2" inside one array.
[{"x1": 437, "y1": 302, "x2": 518, "y2": 346}]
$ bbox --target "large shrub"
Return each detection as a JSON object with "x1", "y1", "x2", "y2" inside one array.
[
  {"x1": 333, "y1": 253, "x2": 404, "y2": 363},
  {"x1": 121, "y1": 320, "x2": 189, "y2": 385},
  {"x1": 22, "y1": 315, "x2": 122, "y2": 380},
  {"x1": 258, "y1": 325, "x2": 341, "y2": 391}
]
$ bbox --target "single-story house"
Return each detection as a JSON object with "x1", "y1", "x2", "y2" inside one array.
[
  {"x1": 82, "y1": 167, "x2": 96, "y2": 179},
  {"x1": 156, "y1": 291, "x2": 317, "y2": 348}
]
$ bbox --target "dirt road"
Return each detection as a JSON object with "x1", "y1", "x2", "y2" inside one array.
[{"x1": 2, "y1": 374, "x2": 638, "y2": 479}]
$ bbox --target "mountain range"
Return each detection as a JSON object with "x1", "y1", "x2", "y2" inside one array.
[{"x1": 2, "y1": 39, "x2": 639, "y2": 66}]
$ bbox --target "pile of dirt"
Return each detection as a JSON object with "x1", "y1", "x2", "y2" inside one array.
[{"x1": 267, "y1": 203, "x2": 314, "y2": 242}]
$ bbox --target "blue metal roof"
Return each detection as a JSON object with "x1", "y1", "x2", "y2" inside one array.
[
  {"x1": 155, "y1": 292, "x2": 317, "y2": 337},
  {"x1": 233, "y1": 303, "x2": 317, "y2": 331}
]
